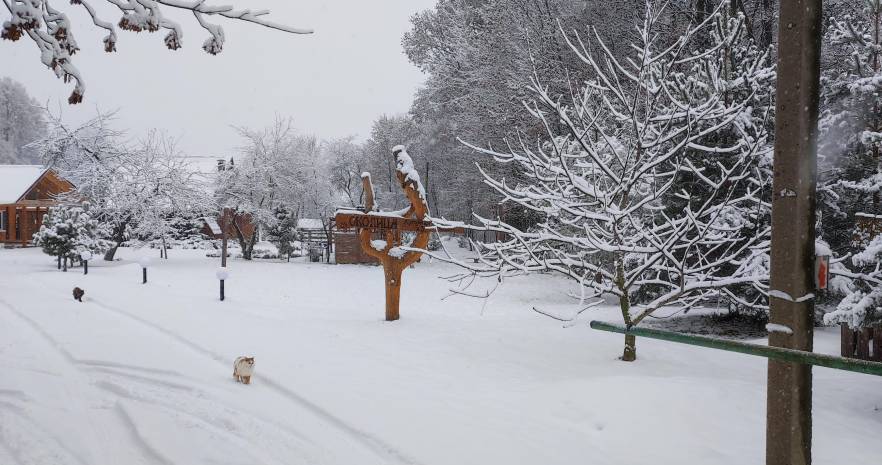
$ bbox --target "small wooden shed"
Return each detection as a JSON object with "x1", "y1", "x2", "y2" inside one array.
[
  {"x1": 296, "y1": 218, "x2": 327, "y2": 245},
  {"x1": 0, "y1": 166, "x2": 74, "y2": 247}
]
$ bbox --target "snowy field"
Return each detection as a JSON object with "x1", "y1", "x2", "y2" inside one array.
[{"x1": 0, "y1": 243, "x2": 880, "y2": 465}]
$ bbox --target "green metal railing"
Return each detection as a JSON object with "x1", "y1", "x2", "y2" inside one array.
[{"x1": 589, "y1": 320, "x2": 882, "y2": 377}]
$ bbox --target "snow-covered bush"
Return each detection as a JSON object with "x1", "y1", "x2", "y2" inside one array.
[{"x1": 245, "y1": 241, "x2": 279, "y2": 260}]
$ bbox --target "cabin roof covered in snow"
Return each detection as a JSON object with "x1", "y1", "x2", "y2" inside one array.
[
  {"x1": 297, "y1": 218, "x2": 324, "y2": 230},
  {"x1": 0, "y1": 165, "x2": 49, "y2": 204},
  {"x1": 201, "y1": 217, "x2": 223, "y2": 235}
]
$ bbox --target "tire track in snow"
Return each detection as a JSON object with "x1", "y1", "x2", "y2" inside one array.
[
  {"x1": 0, "y1": 298, "x2": 171, "y2": 465},
  {"x1": 0, "y1": 400, "x2": 88, "y2": 465},
  {"x1": 112, "y1": 402, "x2": 174, "y2": 465},
  {"x1": 88, "y1": 298, "x2": 426, "y2": 465},
  {"x1": 97, "y1": 377, "x2": 312, "y2": 465}
]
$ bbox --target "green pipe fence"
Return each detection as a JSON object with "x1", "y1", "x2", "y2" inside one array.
[{"x1": 589, "y1": 320, "x2": 882, "y2": 377}]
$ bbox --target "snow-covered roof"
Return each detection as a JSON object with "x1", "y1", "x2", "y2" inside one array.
[
  {"x1": 0, "y1": 165, "x2": 48, "y2": 204},
  {"x1": 297, "y1": 218, "x2": 324, "y2": 230},
  {"x1": 855, "y1": 212, "x2": 882, "y2": 219},
  {"x1": 201, "y1": 217, "x2": 222, "y2": 235}
]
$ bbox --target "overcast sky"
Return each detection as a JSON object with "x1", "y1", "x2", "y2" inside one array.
[{"x1": 1, "y1": 1, "x2": 436, "y2": 158}]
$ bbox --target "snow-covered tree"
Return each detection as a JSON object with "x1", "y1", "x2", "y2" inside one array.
[
  {"x1": 33, "y1": 112, "x2": 210, "y2": 260},
  {"x1": 216, "y1": 118, "x2": 317, "y2": 260},
  {"x1": 326, "y1": 136, "x2": 367, "y2": 208},
  {"x1": 0, "y1": 76, "x2": 46, "y2": 164},
  {"x1": 1, "y1": 1, "x2": 311, "y2": 104},
  {"x1": 430, "y1": 1, "x2": 775, "y2": 361},
  {"x1": 818, "y1": 0, "x2": 882, "y2": 253},
  {"x1": 129, "y1": 130, "x2": 211, "y2": 258},
  {"x1": 33, "y1": 202, "x2": 110, "y2": 270}
]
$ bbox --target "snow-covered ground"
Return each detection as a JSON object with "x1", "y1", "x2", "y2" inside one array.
[{"x1": 0, "y1": 242, "x2": 880, "y2": 465}]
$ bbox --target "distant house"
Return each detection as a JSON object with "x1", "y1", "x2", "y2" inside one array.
[
  {"x1": 0, "y1": 165, "x2": 75, "y2": 247},
  {"x1": 199, "y1": 216, "x2": 224, "y2": 239},
  {"x1": 198, "y1": 210, "x2": 256, "y2": 241}
]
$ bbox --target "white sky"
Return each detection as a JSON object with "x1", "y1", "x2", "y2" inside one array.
[{"x1": 1, "y1": 1, "x2": 436, "y2": 158}]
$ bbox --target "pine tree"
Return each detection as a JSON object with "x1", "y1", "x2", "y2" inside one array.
[
  {"x1": 818, "y1": 0, "x2": 882, "y2": 253},
  {"x1": 266, "y1": 206, "x2": 298, "y2": 261},
  {"x1": 33, "y1": 203, "x2": 110, "y2": 270}
]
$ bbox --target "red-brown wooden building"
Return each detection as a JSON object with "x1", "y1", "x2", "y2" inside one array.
[{"x1": 0, "y1": 166, "x2": 74, "y2": 247}]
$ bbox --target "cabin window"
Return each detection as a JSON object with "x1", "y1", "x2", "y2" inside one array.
[{"x1": 0, "y1": 210, "x2": 6, "y2": 231}]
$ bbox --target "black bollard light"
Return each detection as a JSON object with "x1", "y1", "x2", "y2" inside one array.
[
  {"x1": 139, "y1": 257, "x2": 151, "y2": 284},
  {"x1": 80, "y1": 250, "x2": 92, "y2": 275},
  {"x1": 216, "y1": 267, "x2": 229, "y2": 301}
]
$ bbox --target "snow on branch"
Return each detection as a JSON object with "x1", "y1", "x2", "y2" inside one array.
[
  {"x1": 424, "y1": 2, "x2": 776, "y2": 356},
  {"x1": 2, "y1": 0, "x2": 312, "y2": 104}
]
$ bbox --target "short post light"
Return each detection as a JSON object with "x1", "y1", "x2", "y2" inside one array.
[
  {"x1": 138, "y1": 256, "x2": 151, "y2": 284},
  {"x1": 216, "y1": 267, "x2": 229, "y2": 301},
  {"x1": 80, "y1": 250, "x2": 92, "y2": 275}
]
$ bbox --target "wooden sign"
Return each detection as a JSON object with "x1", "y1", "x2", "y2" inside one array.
[
  {"x1": 333, "y1": 148, "x2": 431, "y2": 321},
  {"x1": 335, "y1": 212, "x2": 427, "y2": 232}
]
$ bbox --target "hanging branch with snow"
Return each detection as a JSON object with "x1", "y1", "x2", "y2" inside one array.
[
  {"x1": 1, "y1": 0, "x2": 312, "y2": 104},
  {"x1": 426, "y1": 1, "x2": 776, "y2": 361}
]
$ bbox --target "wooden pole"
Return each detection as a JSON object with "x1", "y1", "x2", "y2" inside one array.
[
  {"x1": 83, "y1": 260, "x2": 88, "y2": 275},
  {"x1": 142, "y1": 267, "x2": 147, "y2": 284},
  {"x1": 767, "y1": 2, "x2": 822, "y2": 465}
]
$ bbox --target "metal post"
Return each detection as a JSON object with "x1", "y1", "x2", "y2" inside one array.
[
  {"x1": 83, "y1": 260, "x2": 88, "y2": 275},
  {"x1": 220, "y1": 279, "x2": 225, "y2": 301},
  {"x1": 767, "y1": 2, "x2": 822, "y2": 465},
  {"x1": 221, "y1": 207, "x2": 229, "y2": 268},
  {"x1": 142, "y1": 268, "x2": 147, "y2": 284}
]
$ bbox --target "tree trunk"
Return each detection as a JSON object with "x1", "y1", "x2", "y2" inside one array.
[
  {"x1": 104, "y1": 244, "x2": 120, "y2": 261},
  {"x1": 622, "y1": 334, "x2": 637, "y2": 362},
  {"x1": 57, "y1": 254, "x2": 61, "y2": 269},
  {"x1": 62, "y1": 256, "x2": 68, "y2": 272},
  {"x1": 616, "y1": 255, "x2": 637, "y2": 361},
  {"x1": 231, "y1": 216, "x2": 254, "y2": 260},
  {"x1": 161, "y1": 236, "x2": 168, "y2": 259},
  {"x1": 104, "y1": 221, "x2": 127, "y2": 261}
]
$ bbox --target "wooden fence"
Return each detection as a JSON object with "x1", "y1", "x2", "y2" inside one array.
[{"x1": 841, "y1": 324, "x2": 882, "y2": 362}]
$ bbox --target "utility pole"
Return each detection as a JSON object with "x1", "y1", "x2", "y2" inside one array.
[{"x1": 766, "y1": 2, "x2": 822, "y2": 465}]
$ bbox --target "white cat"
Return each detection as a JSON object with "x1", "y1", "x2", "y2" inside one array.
[{"x1": 233, "y1": 356, "x2": 255, "y2": 384}]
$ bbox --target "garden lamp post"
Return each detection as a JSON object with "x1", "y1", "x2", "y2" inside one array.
[
  {"x1": 80, "y1": 250, "x2": 92, "y2": 275},
  {"x1": 216, "y1": 267, "x2": 229, "y2": 301},
  {"x1": 139, "y1": 256, "x2": 151, "y2": 284}
]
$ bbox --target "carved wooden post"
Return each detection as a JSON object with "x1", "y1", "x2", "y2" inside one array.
[{"x1": 338, "y1": 147, "x2": 431, "y2": 321}]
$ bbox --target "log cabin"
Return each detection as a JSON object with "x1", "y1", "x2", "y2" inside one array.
[{"x1": 0, "y1": 165, "x2": 75, "y2": 247}]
